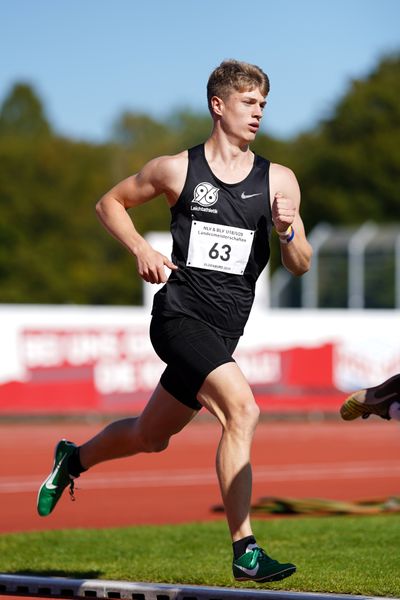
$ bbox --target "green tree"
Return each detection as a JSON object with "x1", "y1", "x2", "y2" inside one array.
[
  {"x1": 0, "y1": 83, "x2": 51, "y2": 138},
  {"x1": 293, "y1": 53, "x2": 400, "y2": 228},
  {"x1": 1, "y1": 53, "x2": 399, "y2": 306},
  {"x1": 112, "y1": 111, "x2": 171, "y2": 159}
]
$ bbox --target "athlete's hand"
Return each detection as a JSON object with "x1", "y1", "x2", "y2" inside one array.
[
  {"x1": 135, "y1": 241, "x2": 178, "y2": 284},
  {"x1": 272, "y1": 192, "x2": 296, "y2": 234}
]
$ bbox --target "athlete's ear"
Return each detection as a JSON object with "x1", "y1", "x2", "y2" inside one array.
[{"x1": 210, "y1": 95, "x2": 224, "y2": 117}]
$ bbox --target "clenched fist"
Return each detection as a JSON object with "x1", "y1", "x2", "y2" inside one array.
[{"x1": 271, "y1": 191, "x2": 296, "y2": 234}]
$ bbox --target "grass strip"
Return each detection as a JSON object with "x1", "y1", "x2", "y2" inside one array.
[{"x1": 0, "y1": 516, "x2": 399, "y2": 597}]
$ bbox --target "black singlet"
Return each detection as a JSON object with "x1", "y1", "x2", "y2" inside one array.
[{"x1": 152, "y1": 144, "x2": 273, "y2": 337}]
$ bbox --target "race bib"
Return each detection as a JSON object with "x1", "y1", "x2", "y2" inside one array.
[{"x1": 186, "y1": 221, "x2": 254, "y2": 275}]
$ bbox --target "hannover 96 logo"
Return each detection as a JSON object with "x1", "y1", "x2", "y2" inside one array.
[{"x1": 192, "y1": 182, "x2": 219, "y2": 207}]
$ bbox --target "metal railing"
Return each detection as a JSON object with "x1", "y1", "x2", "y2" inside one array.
[{"x1": 271, "y1": 222, "x2": 400, "y2": 309}]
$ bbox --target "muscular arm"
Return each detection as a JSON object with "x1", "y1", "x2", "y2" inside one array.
[
  {"x1": 269, "y1": 163, "x2": 312, "y2": 276},
  {"x1": 95, "y1": 154, "x2": 186, "y2": 284}
]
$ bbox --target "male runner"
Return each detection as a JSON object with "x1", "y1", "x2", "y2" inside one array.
[
  {"x1": 37, "y1": 59, "x2": 312, "y2": 583},
  {"x1": 340, "y1": 373, "x2": 400, "y2": 421}
]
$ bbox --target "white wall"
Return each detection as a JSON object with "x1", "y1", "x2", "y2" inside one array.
[{"x1": 1, "y1": 303, "x2": 399, "y2": 392}]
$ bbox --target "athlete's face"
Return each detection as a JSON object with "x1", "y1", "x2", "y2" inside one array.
[{"x1": 215, "y1": 87, "x2": 266, "y2": 143}]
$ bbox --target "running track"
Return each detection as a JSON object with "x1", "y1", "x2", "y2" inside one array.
[{"x1": 1, "y1": 419, "x2": 400, "y2": 533}]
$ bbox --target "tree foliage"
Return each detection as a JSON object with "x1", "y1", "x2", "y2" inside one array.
[
  {"x1": 0, "y1": 53, "x2": 399, "y2": 304},
  {"x1": 0, "y1": 83, "x2": 51, "y2": 138},
  {"x1": 291, "y1": 54, "x2": 400, "y2": 228}
]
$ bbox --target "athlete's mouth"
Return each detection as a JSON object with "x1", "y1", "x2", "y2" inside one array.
[{"x1": 249, "y1": 122, "x2": 259, "y2": 132}]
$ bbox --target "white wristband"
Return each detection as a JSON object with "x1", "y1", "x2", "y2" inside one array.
[{"x1": 278, "y1": 225, "x2": 295, "y2": 243}]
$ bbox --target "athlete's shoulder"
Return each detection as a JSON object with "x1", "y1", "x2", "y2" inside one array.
[
  {"x1": 270, "y1": 162, "x2": 297, "y2": 180},
  {"x1": 269, "y1": 162, "x2": 301, "y2": 204},
  {"x1": 270, "y1": 162, "x2": 299, "y2": 188},
  {"x1": 139, "y1": 150, "x2": 188, "y2": 204},
  {"x1": 144, "y1": 150, "x2": 188, "y2": 181}
]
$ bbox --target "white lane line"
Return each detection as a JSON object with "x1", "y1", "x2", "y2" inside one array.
[{"x1": 0, "y1": 460, "x2": 398, "y2": 493}]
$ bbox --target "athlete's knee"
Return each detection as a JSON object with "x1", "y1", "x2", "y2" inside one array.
[
  {"x1": 226, "y1": 398, "x2": 260, "y2": 433},
  {"x1": 239, "y1": 400, "x2": 260, "y2": 427},
  {"x1": 137, "y1": 430, "x2": 170, "y2": 453},
  {"x1": 147, "y1": 438, "x2": 170, "y2": 453}
]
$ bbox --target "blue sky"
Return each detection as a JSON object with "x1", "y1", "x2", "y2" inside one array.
[{"x1": 1, "y1": 0, "x2": 399, "y2": 142}]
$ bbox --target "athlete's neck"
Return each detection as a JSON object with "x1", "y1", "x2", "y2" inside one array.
[{"x1": 204, "y1": 136, "x2": 254, "y2": 184}]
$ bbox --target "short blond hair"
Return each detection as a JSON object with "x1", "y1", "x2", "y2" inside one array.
[{"x1": 207, "y1": 59, "x2": 270, "y2": 113}]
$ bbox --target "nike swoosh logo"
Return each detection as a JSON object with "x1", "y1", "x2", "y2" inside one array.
[
  {"x1": 241, "y1": 192, "x2": 263, "y2": 199},
  {"x1": 44, "y1": 456, "x2": 66, "y2": 490},
  {"x1": 236, "y1": 564, "x2": 260, "y2": 577}
]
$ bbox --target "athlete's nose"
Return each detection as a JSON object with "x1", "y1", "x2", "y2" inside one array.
[{"x1": 253, "y1": 105, "x2": 263, "y2": 119}]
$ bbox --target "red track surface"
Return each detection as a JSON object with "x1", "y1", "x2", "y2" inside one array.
[{"x1": 1, "y1": 418, "x2": 400, "y2": 534}]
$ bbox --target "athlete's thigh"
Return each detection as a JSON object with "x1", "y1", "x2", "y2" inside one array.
[
  {"x1": 151, "y1": 315, "x2": 237, "y2": 410},
  {"x1": 137, "y1": 382, "x2": 198, "y2": 439},
  {"x1": 197, "y1": 361, "x2": 256, "y2": 425}
]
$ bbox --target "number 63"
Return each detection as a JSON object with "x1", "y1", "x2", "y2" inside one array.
[{"x1": 208, "y1": 242, "x2": 231, "y2": 262}]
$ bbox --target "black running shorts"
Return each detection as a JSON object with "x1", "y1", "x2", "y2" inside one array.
[{"x1": 150, "y1": 315, "x2": 239, "y2": 410}]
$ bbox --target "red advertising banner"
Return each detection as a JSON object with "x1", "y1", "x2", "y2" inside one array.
[{"x1": 0, "y1": 327, "x2": 344, "y2": 415}]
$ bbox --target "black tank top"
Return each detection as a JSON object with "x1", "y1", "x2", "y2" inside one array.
[{"x1": 152, "y1": 144, "x2": 273, "y2": 337}]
